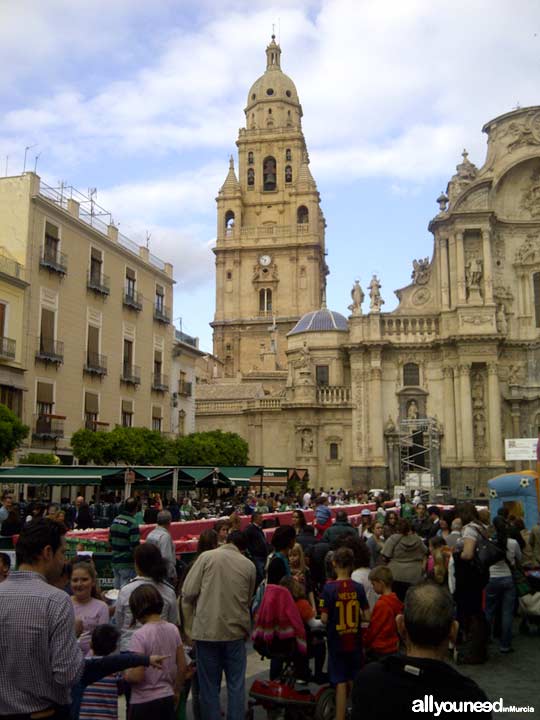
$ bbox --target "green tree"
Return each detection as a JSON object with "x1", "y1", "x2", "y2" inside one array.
[
  {"x1": 18, "y1": 452, "x2": 60, "y2": 465},
  {"x1": 0, "y1": 403, "x2": 29, "y2": 463},
  {"x1": 71, "y1": 426, "x2": 177, "y2": 466},
  {"x1": 174, "y1": 430, "x2": 248, "y2": 466}
]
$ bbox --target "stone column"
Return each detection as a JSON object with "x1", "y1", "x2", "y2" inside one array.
[
  {"x1": 369, "y1": 363, "x2": 385, "y2": 464},
  {"x1": 481, "y1": 228, "x2": 494, "y2": 304},
  {"x1": 442, "y1": 366, "x2": 457, "y2": 462},
  {"x1": 350, "y1": 353, "x2": 366, "y2": 465},
  {"x1": 440, "y1": 238, "x2": 450, "y2": 309},
  {"x1": 487, "y1": 363, "x2": 504, "y2": 463},
  {"x1": 455, "y1": 232, "x2": 467, "y2": 304},
  {"x1": 458, "y1": 363, "x2": 474, "y2": 462}
]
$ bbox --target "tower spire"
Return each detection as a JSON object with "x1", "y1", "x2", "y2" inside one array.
[{"x1": 266, "y1": 33, "x2": 281, "y2": 70}]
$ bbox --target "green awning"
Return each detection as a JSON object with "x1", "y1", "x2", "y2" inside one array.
[
  {"x1": 180, "y1": 467, "x2": 230, "y2": 488},
  {"x1": 219, "y1": 466, "x2": 263, "y2": 487},
  {"x1": 0, "y1": 466, "x2": 120, "y2": 486}
]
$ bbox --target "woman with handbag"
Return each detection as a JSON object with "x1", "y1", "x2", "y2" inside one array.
[
  {"x1": 485, "y1": 516, "x2": 521, "y2": 654},
  {"x1": 453, "y1": 503, "x2": 490, "y2": 665}
]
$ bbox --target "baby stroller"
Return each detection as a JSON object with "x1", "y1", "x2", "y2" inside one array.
[
  {"x1": 248, "y1": 585, "x2": 335, "y2": 720},
  {"x1": 519, "y1": 569, "x2": 540, "y2": 635}
]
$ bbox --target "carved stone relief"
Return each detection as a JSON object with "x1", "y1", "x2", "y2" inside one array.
[
  {"x1": 411, "y1": 258, "x2": 431, "y2": 285},
  {"x1": 455, "y1": 187, "x2": 489, "y2": 212},
  {"x1": 514, "y1": 233, "x2": 540, "y2": 265},
  {"x1": 471, "y1": 369, "x2": 488, "y2": 459},
  {"x1": 520, "y1": 169, "x2": 540, "y2": 218},
  {"x1": 411, "y1": 287, "x2": 431, "y2": 307},
  {"x1": 505, "y1": 111, "x2": 540, "y2": 153}
]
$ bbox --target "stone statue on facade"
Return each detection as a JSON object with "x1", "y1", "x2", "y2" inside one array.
[
  {"x1": 348, "y1": 280, "x2": 364, "y2": 315},
  {"x1": 466, "y1": 257, "x2": 483, "y2": 290},
  {"x1": 384, "y1": 415, "x2": 396, "y2": 433},
  {"x1": 411, "y1": 258, "x2": 430, "y2": 285},
  {"x1": 369, "y1": 274, "x2": 384, "y2": 312},
  {"x1": 496, "y1": 304, "x2": 508, "y2": 334},
  {"x1": 301, "y1": 428, "x2": 314, "y2": 454},
  {"x1": 407, "y1": 400, "x2": 419, "y2": 420}
]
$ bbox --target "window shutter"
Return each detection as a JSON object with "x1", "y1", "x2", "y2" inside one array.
[
  {"x1": 0, "y1": 303, "x2": 5, "y2": 336},
  {"x1": 45, "y1": 221, "x2": 59, "y2": 239},
  {"x1": 91, "y1": 247, "x2": 102, "y2": 261},
  {"x1": 122, "y1": 399, "x2": 133, "y2": 413},
  {"x1": 85, "y1": 392, "x2": 99, "y2": 414},
  {"x1": 126, "y1": 267, "x2": 135, "y2": 280},
  {"x1": 40, "y1": 308, "x2": 55, "y2": 340},
  {"x1": 154, "y1": 350, "x2": 162, "y2": 364},
  {"x1": 152, "y1": 405, "x2": 162, "y2": 419},
  {"x1": 37, "y1": 382, "x2": 54, "y2": 404},
  {"x1": 156, "y1": 284, "x2": 164, "y2": 297},
  {"x1": 87, "y1": 325, "x2": 99, "y2": 354}
]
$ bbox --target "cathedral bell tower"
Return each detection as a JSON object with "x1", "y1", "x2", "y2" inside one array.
[{"x1": 212, "y1": 35, "x2": 328, "y2": 378}]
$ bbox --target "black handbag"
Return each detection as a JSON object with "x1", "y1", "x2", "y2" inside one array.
[{"x1": 472, "y1": 526, "x2": 505, "y2": 576}]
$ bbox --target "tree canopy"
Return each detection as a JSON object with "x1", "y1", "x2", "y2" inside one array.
[
  {"x1": 0, "y1": 404, "x2": 29, "y2": 463},
  {"x1": 70, "y1": 426, "x2": 249, "y2": 467}
]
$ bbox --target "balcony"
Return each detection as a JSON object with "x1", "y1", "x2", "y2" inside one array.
[
  {"x1": 84, "y1": 352, "x2": 108, "y2": 376},
  {"x1": 177, "y1": 381, "x2": 192, "y2": 397},
  {"x1": 153, "y1": 304, "x2": 170, "y2": 324},
  {"x1": 35, "y1": 337, "x2": 64, "y2": 364},
  {"x1": 0, "y1": 250, "x2": 25, "y2": 282},
  {"x1": 33, "y1": 414, "x2": 65, "y2": 440},
  {"x1": 84, "y1": 419, "x2": 110, "y2": 432},
  {"x1": 380, "y1": 315, "x2": 440, "y2": 341},
  {"x1": 0, "y1": 336, "x2": 16, "y2": 360},
  {"x1": 121, "y1": 364, "x2": 141, "y2": 385},
  {"x1": 87, "y1": 270, "x2": 110, "y2": 296},
  {"x1": 39, "y1": 245, "x2": 67, "y2": 275},
  {"x1": 152, "y1": 373, "x2": 169, "y2": 392},
  {"x1": 123, "y1": 290, "x2": 143, "y2": 311},
  {"x1": 317, "y1": 386, "x2": 352, "y2": 404}
]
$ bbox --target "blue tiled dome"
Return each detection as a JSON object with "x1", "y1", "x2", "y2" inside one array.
[{"x1": 288, "y1": 308, "x2": 349, "y2": 336}]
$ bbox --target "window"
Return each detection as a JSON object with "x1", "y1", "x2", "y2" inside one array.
[
  {"x1": 285, "y1": 165, "x2": 292, "y2": 183},
  {"x1": 87, "y1": 325, "x2": 100, "y2": 366},
  {"x1": 40, "y1": 308, "x2": 55, "y2": 353},
  {"x1": 316, "y1": 365, "x2": 329, "y2": 386},
  {"x1": 285, "y1": 148, "x2": 292, "y2": 161},
  {"x1": 226, "y1": 271, "x2": 232, "y2": 280},
  {"x1": 259, "y1": 288, "x2": 272, "y2": 313},
  {"x1": 84, "y1": 392, "x2": 99, "y2": 430},
  {"x1": 155, "y1": 285, "x2": 164, "y2": 313},
  {"x1": 152, "y1": 406, "x2": 162, "y2": 432},
  {"x1": 121, "y1": 399, "x2": 133, "y2": 428},
  {"x1": 329, "y1": 442, "x2": 339, "y2": 460},
  {"x1": 154, "y1": 350, "x2": 162, "y2": 379},
  {"x1": 44, "y1": 221, "x2": 59, "y2": 262},
  {"x1": 225, "y1": 210, "x2": 235, "y2": 233},
  {"x1": 403, "y1": 363, "x2": 420, "y2": 386},
  {"x1": 90, "y1": 248, "x2": 102, "y2": 284},
  {"x1": 125, "y1": 268, "x2": 136, "y2": 298},
  {"x1": 297, "y1": 206, "x2": 309, "y2": 224},
  {"x1": 123, "y1": 339, "x2": 133, "y2": 371},
  {"x1": 534, "y1": 273, "x2": 540, "y2": 328},
  {"x1": 263, "y1": 156, "x2": 277, "y2": 191},
  {"x1": 0, "y1": 302, "x2": 5, "y2": 337},
  {"x1": 36, "y1": 381, "x2": 54, "y2": 417},
  {"x1": 248, "y1": 152, "x2": 254, "y2": 165},
  {"x1": 247, "y1": 168, "x2": 255, "y2": 187}
]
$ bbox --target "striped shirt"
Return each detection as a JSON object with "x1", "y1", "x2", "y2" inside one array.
[
  {"x1": 80, "y1": 674, "x2": 118, "y2": 720},
  {"x1": 0, "y1": 570, "x2": 84, "y2": 714},
  {"x1": 109, "y1": 513, "x2": 140, "y2": 568}
]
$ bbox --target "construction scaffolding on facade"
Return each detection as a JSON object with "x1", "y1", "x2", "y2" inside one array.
[{"x1": 399, "y1": 417, "x2": 441, "y2": 491}]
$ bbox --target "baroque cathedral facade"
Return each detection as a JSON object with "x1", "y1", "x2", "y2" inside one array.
[{"x1": 196, "y1": 36, "x2": 540, "y2": 494}]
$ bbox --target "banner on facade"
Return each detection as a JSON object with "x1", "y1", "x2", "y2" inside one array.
[{"x1": 504, "y1": 438, "x2": 538, "y2": 461}]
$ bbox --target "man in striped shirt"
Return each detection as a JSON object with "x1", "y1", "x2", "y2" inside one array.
[
  {"x1": 110, "y1": 498, "x2": 140, "y2": 589},
  {"x1": 0, "y1": 518, "x2": 84, "y2": 719}
]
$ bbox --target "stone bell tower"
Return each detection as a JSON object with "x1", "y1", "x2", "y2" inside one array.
[{"x1": 211, "y1": 35, "x2": 328, "y2": 378}]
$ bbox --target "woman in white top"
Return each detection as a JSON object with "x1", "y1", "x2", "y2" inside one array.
[
  {"x1": 114, "y1": 543, "x2": 179, "y2": 650},
  {"x1": 485, "y1": 516, "x2": 521, "y2": 653}
]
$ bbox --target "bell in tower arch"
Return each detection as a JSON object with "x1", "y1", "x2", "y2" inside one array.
[{"x1": 263, "y1": 156, "x2": 277, "y2": 191}]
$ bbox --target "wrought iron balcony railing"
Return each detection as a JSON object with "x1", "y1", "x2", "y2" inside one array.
[
  {"x1": 123, "y1": 290, "x2": 143, "y2": 311},
  {"x1": 0, "y1": 336, "x2": 16, "y2": 360},
  {"x1": 40, "y1": 244, "x2": 67, "y2": 275},
  {"x1": 153, "y1": 304, "x2": 170, "y2": 324},
  {"x1": 87, "y1": 270, "x2": 110, "y2": 296},
  {"x1": 121, "y1": 363, "x2": 141, "y2": 385},
  {"x1": 33, "y1": 414, "x2": 65, "y2": 439},
  {"x1": 152, "y1": 373, "x2": 169, "y2": 392},
  {"x1": 35, "y1": 337, "x2": 64, "y2": 364},
  {"x1": 84, "y1": 352, "x2": 108, "y2": 376}
]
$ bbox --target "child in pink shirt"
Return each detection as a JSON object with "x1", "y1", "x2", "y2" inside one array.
[{"x1": 125, "y1": 584, "x2": 187, "y2": 720}]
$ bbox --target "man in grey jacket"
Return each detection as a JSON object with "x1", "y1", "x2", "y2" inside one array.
[
  {"x1": 182, "y1": 530, "x2": 256, "y2": 720},
  {"x1": 145, "y1": 510, "x2": 177, "y2": 583}
]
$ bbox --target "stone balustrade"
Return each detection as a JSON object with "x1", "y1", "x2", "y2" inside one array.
[
  {"x1": 317, "y1": 386, "x2": 351, "y2": 404},
  {"x1": 380, "y1": 315, "x2": 439, "y2": 340}
]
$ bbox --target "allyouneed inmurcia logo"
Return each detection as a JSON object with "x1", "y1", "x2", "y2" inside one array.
[{"x1": 412, "y1": 696, "x2": 535, "y2": 716}]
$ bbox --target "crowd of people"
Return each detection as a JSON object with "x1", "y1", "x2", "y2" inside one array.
[{"x1": 0, "y1": 485, "x2": 538, "y2": 719}]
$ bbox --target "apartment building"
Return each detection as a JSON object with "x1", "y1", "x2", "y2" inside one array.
[
  {"x1": 0, "y1": 172, "x2": 174, "y2": 461},
  {"x1": 0, "y1": 246, "x2": 28, "y2": 417},
  {"x1": 171, "y1": 329, "x2": 205, "y2": 436}
]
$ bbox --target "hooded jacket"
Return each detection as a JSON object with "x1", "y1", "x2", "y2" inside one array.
[
  {"x1": 382, "y1": 532, "x2": 427, "y2": 584},
  {"x1": 364, "y1": 592, "x2": 403, "y2": 654}
]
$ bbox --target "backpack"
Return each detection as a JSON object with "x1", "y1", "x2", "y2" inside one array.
[{"x1": 471, "y1": 525, "x2": 505, "y2": 578}]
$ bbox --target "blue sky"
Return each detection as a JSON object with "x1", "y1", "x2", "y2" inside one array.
[{"x1": 2, "y1": 0, "x2": 539, "y2": 350}]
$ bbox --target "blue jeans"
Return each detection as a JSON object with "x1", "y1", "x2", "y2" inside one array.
[
  {"x1": 485, "y1": 575, "x2": 516, "y2": 651},
  {"x1": 196, "y1": 639, "x2": 247, "y2": 720},
  {"x1": 113, "y1": 566, "x2": 136, "y2": 589}
]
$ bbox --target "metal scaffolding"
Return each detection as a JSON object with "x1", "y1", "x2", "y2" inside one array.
[{"x1": 399, "y1": 417, "x2": 441, "y2": 490}]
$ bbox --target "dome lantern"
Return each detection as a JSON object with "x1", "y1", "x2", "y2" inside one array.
[{"x1": 266, "y1": 34, "x2": 282, "y2": 71}]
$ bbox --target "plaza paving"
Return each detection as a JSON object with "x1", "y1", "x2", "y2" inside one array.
[{"x1": 200, "y1": 621, "x2": 540, "y2": 719}]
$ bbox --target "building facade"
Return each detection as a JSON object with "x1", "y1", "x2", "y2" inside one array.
[
  {"x1": 197, "y1": 37, "x2": 540, "y2": 495},
  {"x1": 1, "y1": 173, "x2": 174, "y2": 461},
  {"x1": 171, "y1": 329, "x2": 206, "y2": 436}
]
